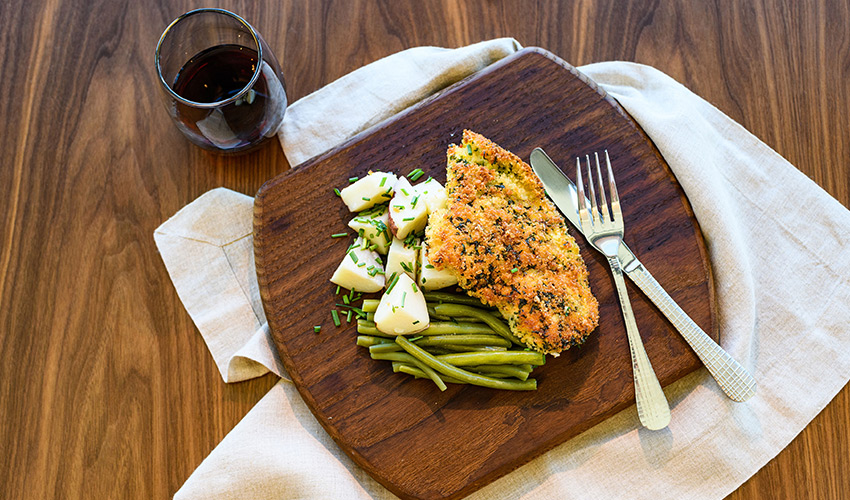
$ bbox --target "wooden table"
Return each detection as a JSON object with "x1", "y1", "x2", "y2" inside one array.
[{"x1": 1, "y1": 1, "x2": 847, "y2": 498}]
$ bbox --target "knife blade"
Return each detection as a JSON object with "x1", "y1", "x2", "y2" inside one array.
[{"x1": 529, "y1": 147, "x2": 756, "y2": 402}]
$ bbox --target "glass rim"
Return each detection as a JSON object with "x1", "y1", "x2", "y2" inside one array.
[{"x1": 154, "y1": 8, "x2": 263, "y2": 109}]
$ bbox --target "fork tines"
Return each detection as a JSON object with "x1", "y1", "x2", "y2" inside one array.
[{"x1": 576, "y1": 151, "x2": 621, "y2": 226}]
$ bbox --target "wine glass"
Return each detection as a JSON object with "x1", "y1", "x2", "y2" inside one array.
[{"x1": 155, "y1": 8, "x2": 287, "y2": 154}]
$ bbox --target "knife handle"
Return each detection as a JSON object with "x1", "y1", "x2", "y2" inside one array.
[{"x1": 628, "y1": 265, "x2": 757, "y2": 402}]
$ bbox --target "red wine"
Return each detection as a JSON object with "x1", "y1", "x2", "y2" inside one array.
[
  {"x1": 171, "y1": 44, "x2": 286, "y2": 152},
  {"x1": 174, "y1": 44, "x2": 258, "y2": 103}
]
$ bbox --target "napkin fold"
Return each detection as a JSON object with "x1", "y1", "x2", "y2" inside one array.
[
  {"x1": 154, "y1": 188, "x2": 285, "y2": 382},
  {"x1": 157, "y1": 39, "x2": 850, "y2": 500}
]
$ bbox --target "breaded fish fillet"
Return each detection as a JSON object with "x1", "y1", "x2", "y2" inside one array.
[{"x1": 426, "y1": 130, "x2": 599, "y2": 354}]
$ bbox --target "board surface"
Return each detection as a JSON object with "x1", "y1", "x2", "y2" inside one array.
[{"x1": 254, "y1": 48, "x2": 716, "y2": 500}]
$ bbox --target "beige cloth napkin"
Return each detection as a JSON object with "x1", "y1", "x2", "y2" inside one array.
[{"x1": 157, "y1": 39, "x2": 850, "y2": 499}]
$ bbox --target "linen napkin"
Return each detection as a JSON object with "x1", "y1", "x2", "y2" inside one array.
[{"x1": 157, "y1": 39, "x2": 850, "y2": 500}]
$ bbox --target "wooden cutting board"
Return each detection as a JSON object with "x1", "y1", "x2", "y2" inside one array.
[{"x1": 254, "y1": 47, "x2": 716, "y2": 500}]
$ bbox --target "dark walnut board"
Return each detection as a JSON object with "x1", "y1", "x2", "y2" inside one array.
[{"x1": 254, "y1": 48, "x2": 716, "y2": 500}]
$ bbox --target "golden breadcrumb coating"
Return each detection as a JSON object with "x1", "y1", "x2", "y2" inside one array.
[{"x1": 426, "y1": 130, "x2": 599, "y2": 354}]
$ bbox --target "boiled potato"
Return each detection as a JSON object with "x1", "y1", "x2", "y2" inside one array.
[
  {"x1": 339, "y1": 172, "x2": 397, "y2": 212},
  {"x1": 385, "y1": 236, "x2": 418, "y2": 282},
  {"x1": 329, "y1": 237, "x2": 385, "y2": 292},
  {"x1": 387, "y1": 177, "x2": 428, "y2": 239},
  {"x1": 348, "y1": 204, "x2": 391, "y2": 254},
  {"x1": 418, "y1": 243, "x2": 457, "y2": 290},
  {"x1": 416, "y1": 177, "x2": 448, "y2": 214},
  {"x1": 374, "y1": 273, "x2": 429, "y2": 335}
]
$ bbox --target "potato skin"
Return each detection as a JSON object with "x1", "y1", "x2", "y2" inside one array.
[{"x1": 426, "y1": 130, "x2": 599, "y2": 354}]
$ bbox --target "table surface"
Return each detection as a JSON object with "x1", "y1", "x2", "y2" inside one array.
[{"x1": 1, "y1": 1, "x2": 847, "y2": 499}]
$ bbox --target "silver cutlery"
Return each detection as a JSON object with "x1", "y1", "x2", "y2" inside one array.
[
  {"x1": 576, "y1": 151, "x2": 671, "y2": 430},
  {"x1": 530, "y1": 147, "x2": 756, "y2": 402}
]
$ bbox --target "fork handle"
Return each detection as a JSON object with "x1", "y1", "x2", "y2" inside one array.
[
  {"x1": 607, "y1": 256, "x2": 671, "y2": 430},
  {"x1": 628, "y1": 264, "x2": 757, "y2": 402}
]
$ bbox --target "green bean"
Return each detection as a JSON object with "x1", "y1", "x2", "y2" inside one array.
[
  {"x1": 433, "y1": 303, "x2": 521, "y2": 345},
  {"x1": 371, "y1": 351, "x2": 416, "y2": 363},
  {"x1": 356, "y1": 335, "x2": 394, "y2": 348},
  {"x1": 395, "y1": 336, "x2": 537, "y2": 391},
  {"x1": 357, "y1": 319, "x2": 495, "y2": 336},
  {"x1": 362, "y1": 299, "x2": 380, "y2": 313},
  {"x1": 424, "y1": 291, "x2": 498, "y2": 309},
  {"x1": 369, "y1": 343, "x2": 403, "y2": 354},
  {"x1": 372, "y1": 351, "x2": 446, "y2": 390},
  {"x1": 395, "y1": 363, "x2": 466, "y2": 385},
  {"x1": 436, "y1": 351, "x2": 545, "y2": 367},
  {"x1": 434, "y1": 345, "x2": 508, "y2": 353},
  {"x1": 427, "y1": 306, "x2": 482, "y2": 323},
  {"x1": 464, "y1": 364, "x2": 532, "y2": 381},
  {"x1": 414, "y1": 334, "x2": 512, "y2": 348}
]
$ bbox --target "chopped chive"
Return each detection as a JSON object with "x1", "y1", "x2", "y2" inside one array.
[
  {"x1": 400, "y1": 262, "x2": 412, "y2": 272},
  {"x1": 402, "y1": 217, "x2": 414, "y2": 221},
  {"x1": 349, "y1": 251, "x2": 359, "y2": 264},
  {"x1": 386, "y1": 274, "x2": 400, "y2": 294},
  {"x1": 425, "y1": 264, "x2": 434, "y2": 269},
  {"x1": 349, "y1": 176, "x2": 359, "y2": 183},
  {"x1": 369, "y1": 244, "x2": 378, "y2": 251},
  {"x1": 331, "y1": 310, "x2": 341, "y2": 326},
  {"x1": 412, "y1": 282, "x2": 418, "y2": 293},
  {"x1": 361, "y1": 196, "x2": 371, "y2": 201},
  {"x1": 334, "y1": 188, "x2": 341, "y2": 197},
  {"x1": 379, "y1": 176, "x2": 387, "y2": 187},
  {"x1": 412, "y1": 321, "x2": 420, "y2": 326},
  {"x1": 313, "y1": 326, "x2": 322, "y2": 333},
  {"x1": 335, "y1": 303, "x2": 365, "y2": 315},
  {"x1": 331, "y1": 232, "x2": 348, "y2": 238},
  {"x1": 408, "y1": 169, "x2": 424, "y2": 181},
  {"x1": 375, "y1": 256, "x2": 383, "y2": 265},
  {"x1": 402, "y1": 292, "x2": 407, "y2": 307},
  {"x1": 349, "y1": 288, "x2": 355, "y2": 300},
  {"x1": 357, "y1": 262, "x2": 365, "y2": 267},
  {"x1": 393, "y1": 204, "x2": 405, "y2": 210},
  {"x1": 347, "y1": 309, "x2": 353, "y2": 322},
  {"x1": 400, "y1": 188, "x2": 410, "y2": 196},
  {"x1": 466, "y1": 144, "x2": 473, "y2": 155},
  {"x1": 511, "y1": 267, "x2": 519, "y2": 273},
  {"x1": 411, "y1": 195, "x2": 420, "y2": 208},
  {"x1": 343, "y1": 295, "x2": 350, "y2": 305},
  {"x1": 335, "y1": 285, "x2": 341, "y2": 294},
  {"x1": 409, "y1": 335, "x2": 423, "y2": 340}
]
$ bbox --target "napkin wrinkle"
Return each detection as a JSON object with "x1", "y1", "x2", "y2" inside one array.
[{"x1": 278, "y1": 38, "x2": 521, "y2": 167}]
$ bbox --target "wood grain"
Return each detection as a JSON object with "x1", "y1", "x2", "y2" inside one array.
[
  {"x1": 0, "y1": 1, "x2": 847, "y2": 499},
  {"x1": 255, "y1": 48, "x2": 716, "y2": 500}
]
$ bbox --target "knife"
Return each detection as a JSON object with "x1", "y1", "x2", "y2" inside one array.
[{"x1": 530, "y1": 148, "x2": 756, "y2": 402}]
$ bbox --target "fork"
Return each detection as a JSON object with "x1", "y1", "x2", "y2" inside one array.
[{"x1": 577, "y1": 151, "x2": 671, "y2": 430}]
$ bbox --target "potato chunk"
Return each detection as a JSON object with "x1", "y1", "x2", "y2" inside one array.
[
  {"x1": 339, "y1": 172, "x2": 397, "y2": 212},
  {"x1": 374, "y1": 273, "x2": 429, "y2": 335},
  {"x1": 329, "y1": 237, "x2": 385, "y2": 292}
]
